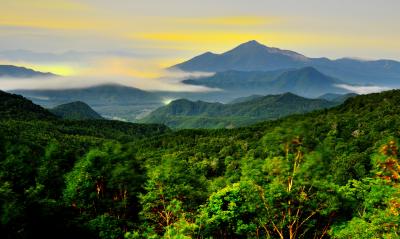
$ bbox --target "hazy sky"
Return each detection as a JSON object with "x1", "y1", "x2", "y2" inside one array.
[{"x1": 0, "y1": 0, "x2": 399, "y2": 90}]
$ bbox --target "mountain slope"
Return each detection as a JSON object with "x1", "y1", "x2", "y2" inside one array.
[
  {"x1": 318, "y1": 92, "x2": 358, "y2": 102},
  {"x1": 0, "y1": 65, "x2": 55, "y2": 78},
  {"x1": 183, "y1": 67, "x2": 347, "y2": 97},
  {"x1": 0, "y1": 90, "x2": 170, "y2": 142},
  {"x1": 172, "y1": 40, "x2": 400, "y2": 85},
  {"x1": 0, "y1": 90, "x2": 57, "y2": 120},
  {"x1": 50, "y1": 101, "x2": 104, "y2": 120},
  {"x1": 142, "y1": 92, "x2": 337, "y2": 128},
  {"x1": 183, "y1": 69, "x2": 285, "y2": 90}
]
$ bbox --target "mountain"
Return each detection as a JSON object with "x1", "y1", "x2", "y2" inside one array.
[
  {"x1": 172, "y1": 40, "x2": 400, "y2": 85},
  {"x1": 172, "y1": 40, "x2": 309, "y2": 72},
  {"x1": 0, "y1": 65, "x2": 55, "y2": 78},
  {"x1": 318, "y1": 92, "x2": 358, "y2": 102},
  {"x1": 12, "y1": 84, "x2": 163, "y2": 121},
  {"x1": 141, "y1": 92, "x2": 338, "y2": 128},
  {"x1": 228, "y1": 94, "x2": 264, "y2": 104},
  {"x1": 183, "y1": 67, "x2": 348, "y2": 97},
  {"x1": 270, "y1": 67, "x2": 345, "y2": 97},
  {"x1": 183, "y1": 69, "x2": 285, "y2": 91},
  {"x1": 50, "y1": 101, "x2": 104, "y2": 120},
  {"x1": 0, "y1": 90, "x2": 56, "y2": 120}
]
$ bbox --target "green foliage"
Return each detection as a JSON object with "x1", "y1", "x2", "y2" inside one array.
[
  {"x1": 2, "y1": 89, "x2": 400, "y2": 238},
  {"x1": 199, "y1": 181, "x2": 260, "y2": 237},
  {"x1": 87, "y1": 214, "x2": 124, "y2": 239},
  {"x1": 331, "y1": 139, "x2": 400, "y2": 238},
  {"x1": 331, "y1": 178, "x2": 400, "y2": 238}
]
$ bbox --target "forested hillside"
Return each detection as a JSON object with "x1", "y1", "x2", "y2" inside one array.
[
  {"x1": 142, "y1": 92, "x2": 337, "y2": 128},
  {"x1": 0, "y1": 91, "x2": 57, "y2": 120},
  {"x1": 50, "y1": 101, "x2": 104, "y2": 120},
  {"x1": 1, "y1": 90, "x2": 400, "y2": 238}
]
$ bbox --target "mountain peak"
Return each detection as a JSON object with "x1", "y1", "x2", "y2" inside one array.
[
  {"x1": 230, "y1": 40, "x2": 268, "y2": 52},
  {"x1": 295, "y1": 67, "x2": 339, "y2": 80},
  {"x1": 241, "y1": 40, "x2": 265, "y2": 47},
  {"x1": 275, "y1": 92, "x2": 303, "y2": 101},
  {"x1": 202, "y1": 51, "x2": 216, "y2": 56},
  {"x1": 300, "y1": 66, "x2": 318, "y2": 71},
  {"x1": 278, "y1": 67, "x2": 338, "y2": 82},
  {"x1": 50, "y1": 101, "x2": 103, "y2": 120}
]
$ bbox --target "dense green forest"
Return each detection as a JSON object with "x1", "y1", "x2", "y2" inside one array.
[{"x1": 1, "y1": 90, "x2": 400, "y2": 238}]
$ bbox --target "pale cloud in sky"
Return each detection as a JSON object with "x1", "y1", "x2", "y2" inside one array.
[
  {"x1": 1, "y1": 0, "x2": 400, "y2": 91},
  {"x1": 1, "y1": 0, "x2": 400, "y2": 59},
  {"x1": 0, "y1": 67, "x2": 216, "y2": 92}
]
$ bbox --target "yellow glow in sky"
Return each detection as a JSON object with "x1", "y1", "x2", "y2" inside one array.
[
  {"x1": 0, "y1": 60, "x2": 78, "y2": 76},
  {"x1": 32, "y1": 65, "x2": 78, "y2": 76},
  {"x1": 172, "y1": 16, "x2": 279, "y2": 26},
  {"x1": 1, "y1": 0, "x2": 399, "y2": 59},
  {"x1": 81, "y1": 58, "x2": 165, "y2": 79},
  {"x1": 0, "y1": 0, "x2": 400, "y2": 88}
]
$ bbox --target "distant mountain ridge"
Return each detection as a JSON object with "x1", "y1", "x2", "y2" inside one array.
[
  {"x1": 12, "y1": 84, "x2": 164, "y2": 122},
  {"x1": 183, "y1": 67, "x2": 348, "y2": 97},
  {"x1": 0, "y1": 65, "x2": 56, "y2": 78},
  {"x1": 50, "y1": 101, "x2": 104, "y2": 120},
  {"x1": 228, "y1": 94, "x2": 264, "y2": 104},
  {"x1": 172, "y1": 40, "x2": 400, "y2": 85},
  {"x1": 13, "y1": 84, "x2": 160, "y2": 106},
  {"x1": 141, "y1": 92, "x2": 338, "y2": 128}
]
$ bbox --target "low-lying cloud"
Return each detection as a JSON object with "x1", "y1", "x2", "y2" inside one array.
[
  {"x1": 0, "y1": 51, "x2": 218, "y2": 92},
  {"x1": 335, "y1": 84, "x2": 391, "y2": 94},
  {"x1": 0, "y1": 71, "x2": 217, "y2": 93}
]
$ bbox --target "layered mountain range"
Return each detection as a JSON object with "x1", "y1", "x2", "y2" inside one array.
[
  {"x1": 173, "y1": 40, "x2": 400, "y2": 86},
  {"x1": 183, "y1": 66, "x2": 347, "y2": 97},
  {"x1": 4, "y1": 40, "x2": 400, "y2": 125}
]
